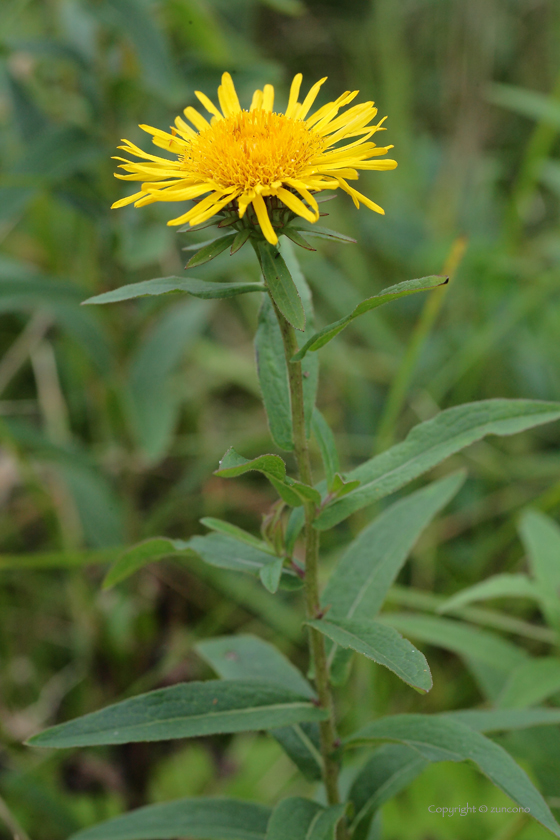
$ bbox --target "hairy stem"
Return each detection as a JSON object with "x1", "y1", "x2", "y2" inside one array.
[{"x1": 271, "y1": 299, "x2": 343, "y2": 817}]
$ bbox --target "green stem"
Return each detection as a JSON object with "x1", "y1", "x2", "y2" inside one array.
[{"x1": 270, "y1": 298, "x2": 343, "y2": 816}]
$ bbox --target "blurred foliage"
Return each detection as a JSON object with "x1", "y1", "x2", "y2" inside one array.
[{"x1": 1, "y1": 0, "x2": 560, "y2": 838}]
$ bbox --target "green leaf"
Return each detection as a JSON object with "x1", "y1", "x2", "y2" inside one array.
[
  {"x1": 195, "y1": 635, "x2": 315, "y2": 699},
  {"x1": 269, "y1": 722, "x2": 323, "y2": 782},
  {"x1": 83, "y1": 277, "x2": 266, "y2": 305},
  {"x1": 214, "y1": 448, "x2": 318, "y2": 508},
  {"x1": 320, "y1": 473, "x2": 464, "y2": 682},
  {"x1": 67, "y1": 797, "x2": 271, "y2": 840},
  {"x1": 292, "y1": 275, "x2": 447, "y2": 361},
  {"x1": 28, "y1": 680, "x2": 327, "y2": 748},
  {"x1": 292, "y1": 222, "x2": 357, "y2": 243},
  {"x1": 199, "y1": 518, "x2": 273, "y2": 553},
  {"x1": 215, "y1": 448, "x2": 287, "y2": 481},
  {"x1": 444, "y1": 707, "x2": 560, "y2": 732},
  {"x1": 255, "y1": 294, "x2": 294, "y2": 450},
  {"x1": 195, "y1": 635, "x2": 321, "y2": 781},
  {"x1": 306, "y1": 617, "x2": 432, "y2": 693},
  {"x1": 438, "y1": 573, "x2": 542, "y2": 614},
  {"x1": 103, "y1": 537, "x2": 191, "y2": 589},
  {"x1": 496, "y1": 658, "x2": 560, "y2": 709},
  {"x1": 187, "y1": 532, "x2": 302, "y2": 590},
  {"x1": 316, "y1": 399, "x2": 560, "y2": 530},
  {"x1": 519, "y1": 509, "x2": 560, "y2": 630},
  {"x1": 283, "y1": 227, "x2": 317, "y2": 251},
  {"x1": 379, "y1": 614, "x2": 527, "y2": 674},
  {"x1": 266, "y1": 798, "x2": 345, "y2": 840},
  {"x1": 282, "y1": 240, "x2": 319, "y2": 437},
  {"x1": 231, "y1": 228, "x2": 252, "y2": 254},
  {"x1": 256, "y1": 241, "x2": 306, "y2": 331},
  {"x1": 348, "y1": 745, "x2": 429, "y2": 836},
  {"x1": 312, "y1": 409, "x2": 340, "y2": 490},
  {"x1": 254, "y1": 243, "x2": 318, "y2": 449},
  {"x1": 329, "y1": 474, "x2": 360, "y2": 498},
  {"x1": 285, "y1": 507, "x2": 306, "y2": 554},
  {"x1": 344, "y1": 714, "x2": 560, "y2": 837},
  {"x1": 186, "y1": 234, "x2": 237, "y2": 268},
  {"x1": 259, "y1": 557, "x2": 285, "y2": 593}
]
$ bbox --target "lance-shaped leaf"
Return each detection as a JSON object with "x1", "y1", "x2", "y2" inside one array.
[
  {"x1": 231, "y1": 228, "x2": 252, "y2": 254},
  {"x1": 28, "y1": 680, "x2": 327, "y2": 749},
  {"x1": 83, "y1": 276, "x2": 266, "y2": 305},
  {"x1": 196, "y1": 635, "x2": 322, "y2": 780},
  {"x1": 496, "y1": 658, "x2": 560, "y2": 709},
  {"x1": 199, "y1": 518, "x2": 273, "y2": 553},
  {"x1": 316, "y1": 399, "x2": 560, "y2": 530},
  {"x1": 379, "y1": 614, "x2": 527, "y2": 675},
  {"x1": 187, "y1": 532, "x2": 303, "y2": 590},
  {"x1": 259, "y1": 557, "x2": 285, "y2": 593},
  {"x1": 283, "y1": 227, "x2": 317, "y2": 251},
  {"x1": 215, "y1": 448, "x2": 320, "y2": 508},
  {"x1": 344, "y1": 714, "x2": 560, "y2": 837},
  {"x1": 255, "y1": 243, "x2": 318, "y2": 449},
  {"x1": 67, "y1": 797, "x2": 271, "y2": 840},
  {"x1": 293, "y1": 275, "x2": 447, "y2": 361},
  {"x1": 347, "y1": 709, "x2": 560, "y2": 838},
  {"x1": 186, "y1": 233, "x2": 237, "y2": 267},
  {"x1": 320, "y1": 473, "x2": 464, "y2": 682},
  {"x1": 266, "y1": 798, "x2": 346, "y2": 840},
  {"x1": 196, "y1": 635, "x2": 315, "y2": 698},
  {"x1": 443, "y1": 707, "x2": 560, "y2": 732},
  {"x1": 291, "y1": 222, "x2": 357, "y2": 243},
  {"x1": 103, "y1": 537, "x2": 193, "y2": 589},
  {"x1": 256, "y1": 294, "x2": 293, "y2": 450},
  {"x1": 256, "y1": 240, "x2": 305, "y2": 331},
  {"x1": 312, "y1": 409, "x2": 340, "y2": 491},
  {"x1": 519, "y1": 509, "x2": 560, "y2": 631},
  {"x1": 438, "y1": 573, "x2": 543, "y2": 614},
  {"x1": 348, "y1": 745, "x2": 429, "y2": 837},
  {"x1": 306, "y1": 617, "x2": 432, "y2": 694}
]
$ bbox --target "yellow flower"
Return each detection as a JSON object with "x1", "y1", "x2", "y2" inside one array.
[{"x1": 112, "y1": 73, "x2": 397, "y2": 246}]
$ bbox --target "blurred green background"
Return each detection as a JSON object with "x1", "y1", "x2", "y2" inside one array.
[{"x1": 1, "y1": 0, "x2": 560, "y2": 838}]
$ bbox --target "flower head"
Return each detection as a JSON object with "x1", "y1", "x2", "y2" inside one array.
[{"x1": 112, "y1": 73, "x2": 397, "y2": 246}]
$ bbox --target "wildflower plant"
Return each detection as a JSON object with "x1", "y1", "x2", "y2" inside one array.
[{"x1": 28, "y1": 74, "x2": 560, "y2": 840}]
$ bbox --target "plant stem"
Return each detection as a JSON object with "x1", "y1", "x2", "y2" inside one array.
[{"x1": 271, "y1": 298, "x2": 344, "y2": 817}]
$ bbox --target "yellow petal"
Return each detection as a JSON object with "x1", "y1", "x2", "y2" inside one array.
[
  {"x1": 195, "y1": 90, "x2": 223, "y2": 120},
  {"x1": 250, "y1": 89, "x2": 263, "y2": 111},
  {"x1": 336, "y1": 178, "x2": 385, "y2": 214},
  {"x1": 166, "y1": 191, "x2": 222, "y2": 226},
  {"x1": 183, "y1": 106, "x2": 211, "y2": 132},
  {"x1": 262, "y1": 84, "x2": 275, "y2": 112},
  {"x1": 218, "y1": 72, "x2": 241, "y2": 117},
  {"x1": 238, "y1": 190, "x2": 256, "y2": 217},
  {"x1": 189, "y1": 191, "x2": 240, "y2": 226},
  {"x1": 285, "y1": 73, "x2": 303, "y2": 118},
  {"x1": 296, "y1": 77, "x2": 327, "y2": 120},
  {"x1": 284, "y1": 179, "x2": 320, "y2": 214},
  {"x1": 354, "y1": 159, "x2": 398, "y2": 171},
  {"x1": 252, "y1": 194, "x2": 278, "y2": 245},
  {"x1": 111, "y1": 190, "x2": 145, "y2": 209},
  {"x1": 276, "y1": 187, "x2": 318, "y2": 223},
  {"x1": 174, "y1": 116, "x2": 197, "y2": 140}
]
